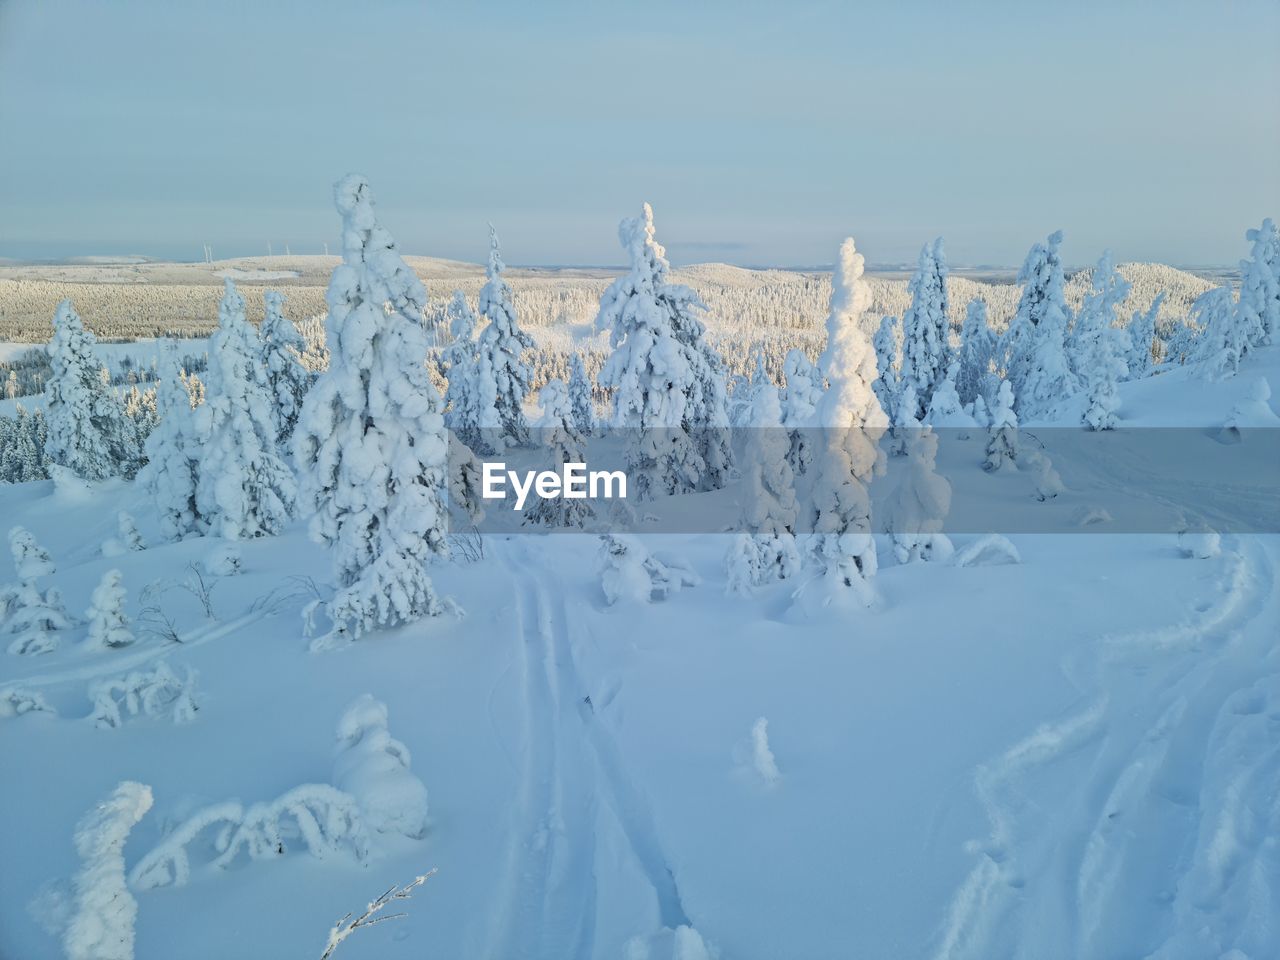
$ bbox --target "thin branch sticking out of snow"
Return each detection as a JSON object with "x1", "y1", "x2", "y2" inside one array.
[{"x1": 319, "y1": 870, "x2": 436, "y2": 960}]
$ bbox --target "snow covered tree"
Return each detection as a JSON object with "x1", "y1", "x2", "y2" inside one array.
[
  {"x1": 956, "y1": 299, "x2": 997, "y2": 405},
  {"x1": 898, "y1": 238, "x2": 952, "y2": 419},
  {"x1": 86, "y1": 569, "x2": 133, "y2": 649},
  {"x1": 114, "y1": 512, "x2": 146, "y2": 553},
  {"x1": 596, "y1": 203, "x2": 733, "y2": 498},
  {"x1": 4, "y1": 581, "x2": 71, "y2": 655},
  {"x1": 0, "y1": 405, "x2": 49, "y2": 483},
  {"x1": 1190, "y1": 286, "x2": 1246, "y2": 379},
  {"x1": 139, "y1": 347, "x2": 205, "y2": 541},
  {"x1": 567, "y1": 352, "x2": 596, "y2": 437},
  {"x1": 1001, "y1": 231, "x2": 1079, "y2": 420},
  {"x1": 440, "y1": 290, "x2": 489, "y2": 453},
  {"x1": 1126, "y1": 292, "x2": 1163, "y2": 379},
  {"x1": 1074, "y1": 251, "x2": 1132, "y2": 430},
  {"x1": 1237, "y1": 218, "x2": 1279, "y2": 349},
  {"x1": 476, "y1": 225, "x2": 535, "y2": 449},
  {"x1": 598, "y1": 534, "x2": 698, "y2": 605},
  {"x1": 195, "y1": 279, "x2": 297, "y2": 539},
  {"x1": 872, "y1": 314, "x2": 901, "y2": 423},
  {"x1": 924, "y1": 362, "x2": 976, "y2": 433},
  {"x1": 525, "y1": 379, "x2": 595, "y2": 529},
  {"x1": 983, "y1": 380, "x2": 1018, "y2": 472},
  {"x1": 259, "y1": 290, "x2": 312, "y2": 447},
  {"x1": 45, "y1": 300, "x2": 127, "y2": 481},
  {"x1": 64, "y1": 781, "x2": 153, "y2": 960},
  {"x1": 806, "y1": 237, "x2": 888, "y2": 594},
  {"x1": 332, "y1": 695, "x2": 429, "y2": 838},
  {"x1": 781, "y1": 348, "x2": 821, "y2": 478},
  {"x1": 9, "y1": 526, "x2": 54, "y2": 580},
  {"x1": 293, "y1": 175, "x2": 453, "y2": 641},
  {"x1": 727, "y1": 383, "x2": 800, "y2": 593},
  {"x1": 886, "y1": 425, "x2": 953, "y2": 564}
]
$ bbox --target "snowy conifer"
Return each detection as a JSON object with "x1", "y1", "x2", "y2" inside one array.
[
  {"x1": 567, "y1": 352, "x2": 596, "y2": 437},
  {"x1": 259, "y1": 290, "x2": 311, "y2": 446},
  {"x1": 195, "y1": 279, "x2": 297, "y2": 539},
  {"x1": 1002, "y1": 231, "x2": 1079, "y2": 420},
  {"x1": 925, "y1": 362, "x2": 975, "y2": 434},
  {"x1": 899, "y1": 238, "x2": 952, "y2": 419},
  {"x1": 806, "y1": 237, "x2": 888, "y2": 592},
  {"x1": 596, "y1": 204, "x2": 733, "y2": 498},
  {"x1": 872, "y1": 314, "x2": 901, "y2": 423},
  {"x1": 293, "y1": 176, "x2": 452, "y2": 640},
  {"x1": 1237, "y1": 218, "x2": 1279, "y2": 349},
  {"x1": 86, "y1": 569, "x2": 133, "y2": 649},
  {"x1": 525, "y1": 379, "x2": 595, "y2": 528},
  {"x1": 780, "y1": 348, "x2": 821, "y2": 477},
  {"x1": 730, "y1": 384, "x2": 800, "y2": 592},
  {"x1": 956, "y1": 299, "x2": 997, "y2": 405},
  {"x1": 1190, "y1": 286, "x2": 1246, "y2": 380},
  {"x1": 1126, "y1": 292, "x2": 1163, "y2": 379},
  {"x1": 45, "y1": 300, "x2": 127, "y2": 481},
  {"x1": 4, "y1": 580, "x2": 71, "y2": 655},
  {"x1": 118, "y1": 512, "x2": 146, "y2": 552},
  {"x1": 9, "y1": 526, "x2": 54, "y2": 580},
  {"x1": 476, "y1": 226, "x2": 535, "y2": 449},
  {"x1": 886, "y1": 426, "x2": 953, "y2": 564},
  {"x1": 139, "y1": 347, "x2": 205, "y2": 541},
  {"x1": 983, "y1": 380, "x2": 1018, "y2": 472},
  {"x1": 64, "y1": 781, "x2": 153, "y2": 960},
  {"x1": 1075, "y1": 251, "x2": 1131, "y2": 430},
  {"x1": 440, "y1": 290, "x2": 487, "y2": 452},
  {"x1": 598, "y1": 534, "x2": 698, "y2": 605}
]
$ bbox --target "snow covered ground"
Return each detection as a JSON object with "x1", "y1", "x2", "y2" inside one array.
[{"x1": 2, "y1": 333, "x2": 1278, "y2": 960}]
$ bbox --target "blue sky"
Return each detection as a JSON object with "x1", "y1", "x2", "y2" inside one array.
[{"x1": 0, "y1": 0, "x2": 1277, "y2": 267}]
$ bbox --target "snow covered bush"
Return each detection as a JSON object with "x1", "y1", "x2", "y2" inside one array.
[
  {"x1": 129, "y1": 800, "x2": 244, "y2": 890},
  {"x1": 1125, "y1": 292, "x2": 1163, "y2": 379},
  {"x1": 1191, "y1": 286, "x2": 1247, "y2": 380},
  {"x1": 476, "y1": 226, "x2": 536, "y2": 450},
  {"x1": 3, "y1": 535, "x2": 71, "y2": 656},
  {"x1": 45, "y1": 300, "x2": 128, "y2": 482},
  {"x1": 293, "y1": 176, "x2": 454, "y2": 642},
  {"x1": 952, "y1": 534, "x2": 1021, "y2": 567},
  {"x1": 886, "y1": 426, "x2": 953, "y2": 564},
  {"x1": 259, "y1": 289, "x2": 312, "y2": 446},
  {"x1": 1074, "y1": 251, "x2": 1132, "y2": 430},
  {"x1": 194, "y1": 278, "x2": 297, "y2": 539},
  {"x1": 596, "y1": 203, "x2": 733, "y2": 498},
  {"x1": 805, "y1": 237, "x2": 887, "y2": 598},
  {"x1": 525, "y1": 379, "x2": 595, "y2": 528},
  {"x1": 64, "y1": 781, "x2": 153, "y2": 960},
  {"x1": 1177, "y1": 524, "x2": 1221, "y2": 559},
  {"x1": 212, "y1": 784, "x2": 369, "y2": 870},
  {"x1": 781, "y1": 348, "x2": 821, "y2": 477},
  {"x1": 983, "y1": 380, "x2": 1018, "y2": 472},
  {"x1": 1022, "y1": 448, "x2": 1065, "y2": 501},
  {"x1": 204, "y1": 542, "x2": 243, "y2": 577},
  {"x1": 9, "y1": 525, "x2": 54, "y2": 580},
  {"x1": 139, "y1": 347, "x2": 205, "y2": 541},
  {"x1": 898, "y1": 238, "x2": 952, "y2": 419},
  {"x1": 102, "y1": 511, "x2": 146, "y2": 557},
  {"x1": 88, "y1": 662, "x2": 198, "y2": 728},
  {"x1": 0, "y1": 685, "x2": 54, "y2": 718},
  {"x1": 1236, "y1": 217, "x2": 1279, "y2": 349},
  {"x1": 924, "y1": 363, "x2": 976, "y2": 435},
  {"x1": 332, "y1": 695, "x2": 429, "y2": 839},
  {"x1": 1219, "y1": 376, "x2": 1280, "y2": 442},
  {"x1": 1002, "y1": 230, "x2": 1078, "y2": 420},
  {"x1": 599, "y1": 534, "x2": 698, "y2": 605},
  {"x1": 85, "y1": 569, "x2": 133, "y2": 649}
]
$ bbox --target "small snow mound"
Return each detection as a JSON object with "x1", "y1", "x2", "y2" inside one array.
[
  {"x1": 785, "y1": 566, "x2": 876, "y2": 622},
  {"x1": 1177, "y1": 527, "x2": 1222, "y2": 559},
  {"x1": 1073, "y1": 506, "x2": 1113, "y2": 526},
  {"x1": 47, "y1": 464, "x2": 93, "y2": 502},
  {"x1": 333, "y1": 695, "x2": 429, "y2": 839},
  {"x1": 1219, "y1": 376, "x2": 1280, "y2": 443},
  {"x1": 625, "y1": 925, "x2": 718, "y2": 960},
  {"x1": 752, "y1": 717, "x2": 781, "y2": 785},
  {"x1": 204, "y1": 542, "x2": 242, "y2": 577},
  {"x1": 952, "y1": 535, "x2": 1022, "y2": 567}
]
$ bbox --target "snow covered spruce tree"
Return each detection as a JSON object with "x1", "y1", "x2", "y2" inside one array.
[
  {"x1": 898, "y1": 238, "x2": 952, "y2": 419},
  {"x1": 525, "y1": 379, "x2": 594, "y2": 528},
  {"x1": 139, "y1": 347, "x2": 205, "y2": 540},
  {"x1": 4, "y1": 527, "x2": 70, "y2": 656},
  {"x1": 886, "y1": 425, "x2": 953, "y2": 564},
  {"x1": 804, "y1": 237, "x2": 888, "y2": 600},
  {"x1": 871, "y1": 314, "x2": 901, "y2": 424},
  {"x1": 293, "y1": 176, "x2": 453, "y2": 641},
  {"x1": 476, "y1": 225, "x2": 535, "y2": 450},
  {"x1": 567, "y1": 352, "x2": 596, "y2": 437},
  {"x1": 1001, "y1": 230, "x2": 1078, "y2": 420},
  {"x1": 956, "y1": 298, "x2": 997, "y2": 406},
  {"x1": 726, "y1": 383, "x2": 800, "y2": 595},
  {"x1": 85, "y1": 569, "x2": 133, "y2": 649},
  {"x1": 596, "y1": 203, "x2": 733, "y2": 498},
  {"x1": 439, "y1": 290, "x2": 490, "y2": 453},
  {"x1": 1074, "y1": 251, "x2": 1132, "y2": 430},
  {"x1": 45, "y1": 300, "x2": 127, "y2": 481},
  {"x1": 259, "y1": 290, "x2": 312, "y2": 447},
  {"x1": 1237, "y1": 217, "x2": 1279, "y2": 349},
  {"x1": 781, "y1": 348, "x2": 821, "y2": 477},
  {"x1": 1190, "y1": 286, "x2": 1247, "y2": 379},
  {"x1": 194, "y1": 279, "x2": 297, "y2": 540},
  {"x1": 1126, "y1": 292, "x2": 1163, "y2": 380},
  {"x1": 984, "y1": 379, "x2": 1018, "y2": 472}
]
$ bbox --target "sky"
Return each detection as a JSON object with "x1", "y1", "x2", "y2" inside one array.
[{"x1": 0, "y1": 0, "x2": 1277, "y2": 268}]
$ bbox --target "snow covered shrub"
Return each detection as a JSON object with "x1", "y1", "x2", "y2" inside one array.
[
  {"x1": 781, "y1": 348, "x2": 821, "y2": 477},
  {"x1": 1125, "y1": 292, "x2": 1163, "y2": 379},
  {"x1": 194, "y1": 278, "x2": 297, "y2": 539},
  {"x1": 204, "y1": 542, "x2": 243, "y2": 577},
  {"x1": 525, "y1": 379, "x2": 595, "y2": 528},
  {"x1": 624, "y1": 925, "x2": 717, "y2": 960},
  {"x1": 952, "y1": 534, "x2": 1021, "y2": 567},
  {"x1": 318, "y1": 872, "x2": 435, "y2": 960},
  {"x1": 567, "y1": 352, "x2": 597, "y2": 437},
  {"x1": 1074, "y1": 251, "x2": 1131, "y2": 430},
  {"x1": 1022, "y1": 449, "x2": 1065, "y2": 501},
  {"x1": 0, "y1": 685, "x2": 54, "y2": 718},
  {"x1": 64, "y1": 781, "x2": 153, "y2": 960},
  {"x1": 751, "y1": 717, "x2": 781, "y2": 785},
  {"x1": 293, "y1": 176, "x2": 454, "y2": 642},
  {"x1": 102, "y1": 511, "x2": 146, "y2": 557},
  {"x1": 259, "y1": 289, "x2": 312, "y2": 447},
  {"x1": 1001, "y1": 230, "x2": 1078, "y2": 420},
  {"x1": 129, "y1": 800, "x2": 245, "y2": 890},
  {"x1": 88, "y1": 662, "x2": 198, "y2": 729},
  {"x1": 212, "y1": 784, "x2": 369, "y2": 869},
  {"x1": 85, "y1": 570, "x2": 133, "y2": 649},
  {"x1": 476, "y1": 226, "x2": 536, "y2": 450},
  {"x1": 983, "y1": 380, "x2": 1018, "y2": 472},
  {"x1": 806, "y1": 237, "x2": 887, "y2": 594},
  {"x1": 45, "y1": 300, "x2": 129, "y2": 482},
  {"x1": 4, "y1": 583, "x2": 71, "y2": 655},
  {"x1": 333, "y1": 695, "x2": 429, "y2": 839},
  {"x1": 899, "y1": 238, "x2": 952, "y2": 419},
  {"x1": 1177, "y1": 524, "x2": 1221, "y2": 560},
  {"x1": 9, "y1": 525, "x2": 54, "y2": 580},
  {"x1": 1191, "y1": 286, "x2": 1248, "y2": 380},
  {"x1": 1237, "y1": 217, "x2": 1279, "y2": 349},
  {"x1": 596, "y1": 203, "x2": 733, "y2": 498},
  {"x1": 886, "y1": 426, "x2": 953, "y2": 564},
  {"x1": 599, "y1": 534, "x2": 698, "y2": 605},
  {"x1": 1218, "y1": 376, "x2": 1280, "y2": 443},
  {"x1": 139, "y1": 346, "x2": 205, "y2": 541},
  {"x1": 924, "y1": 363, "x2": 976, "y2": 435}
]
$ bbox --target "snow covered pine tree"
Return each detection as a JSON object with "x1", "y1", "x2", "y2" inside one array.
[
  {"x1": 45, "y1": 300, "x2": 128, "y2": 481},
  {"x1": 476, "y1": 225, "x2": 535, "y2": 450},
  {"x1": 139, "y1": 346, "x2": 205, "y2": 541},
  {"x1": 259, "y1": 290, "x2": 312, "y2": 447},
  {"x1": 898, "y1": 238, "x2": 953, "y2": 420}
]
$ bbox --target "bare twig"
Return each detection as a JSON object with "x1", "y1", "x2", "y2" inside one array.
[
  {"x1": 319, "y1": 869, "x2": 436, "y2": 960},
  {"x1": 179, "y1": 563, "x2": 218, "y2": 619}
]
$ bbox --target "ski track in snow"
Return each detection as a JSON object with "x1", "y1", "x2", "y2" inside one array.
[
  {"x1": 488, "y1": 539, "x2": 689, "y2": 960},
  {"x1": 934, "y1": 537, "x2": 1280, "y2": 960}
]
